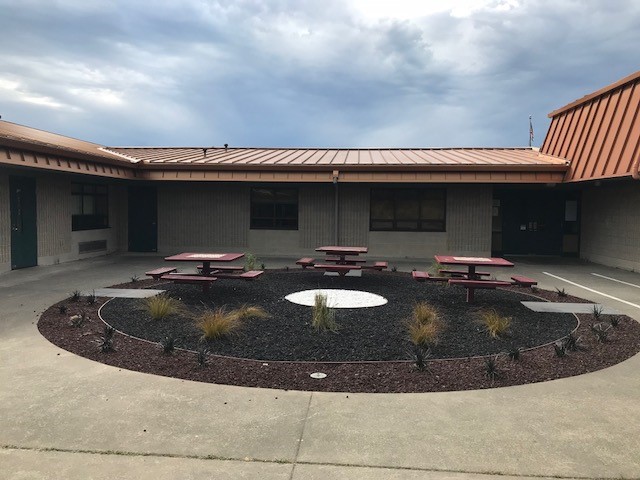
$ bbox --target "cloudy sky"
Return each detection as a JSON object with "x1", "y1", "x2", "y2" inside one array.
[{"x1": 0, "y1": 0, "x2": 638, "y2": 148}]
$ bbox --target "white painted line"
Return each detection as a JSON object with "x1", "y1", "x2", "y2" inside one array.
[
  {"x1": 591, "y1": 272, "x2": 640, "y2": 289},
  {"x1": 543, "y1": 272, "x2": 640, "y2": 309}
]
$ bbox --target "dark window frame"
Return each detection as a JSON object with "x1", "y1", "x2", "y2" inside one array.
[
  {"x1": 369, "y1": 188, "x2": 446, "y2": 232},
  {"x1": 250, "y1": 187, "x2": 299, "y2": 230},
  {"x1": 72, "y1": 182, "x2": 109, "y2": 231}
]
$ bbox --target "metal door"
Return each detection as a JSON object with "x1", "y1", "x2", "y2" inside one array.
[{"x1": 10, "y1": 176, "x2": 38, "y2": 269}]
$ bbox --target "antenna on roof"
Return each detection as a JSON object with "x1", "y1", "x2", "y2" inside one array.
[
  {"x1": 202, "y1": 148, "x2": 207, "y2": 157},
  {"x1": 529, "y1": 115, "x2": 534, "y2": 147},
  {"x1": 224, "y1": 143, "x2": 228, "y2": 150}
]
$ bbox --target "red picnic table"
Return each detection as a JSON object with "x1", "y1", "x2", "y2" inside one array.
[
  {"x1": 315, "y1": 245, "x2": 368, "y2": 264},
  {"x1": 164, "y1": 252, "x2": 244, "y2": 276},
  {"x1": 433, "y1": 255, "x2": 514, "y2": 302},
  {"x1": 313, "y1": 246, "x2": 368, "y2": 276}
]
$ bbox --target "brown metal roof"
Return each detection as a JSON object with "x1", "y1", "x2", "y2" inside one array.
[
  {"x1": 105, "y1": 146, "x2": 567, "y2": 171},
  {"x1": 0, "y1": 120, "x2": 135, "y2": 166},
  {"x1": 541, "y1": 71, "x2": 640, "y2": 181}
]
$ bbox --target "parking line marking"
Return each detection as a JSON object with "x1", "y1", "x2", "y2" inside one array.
[
  {"x1": 543, "y1": 272, "x2": 640, "y2": 309},
  {"x1": 591, "y1": 272, "x2": 640, "y2": 289}
]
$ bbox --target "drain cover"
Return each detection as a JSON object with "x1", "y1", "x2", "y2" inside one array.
[{"x1": 310, "y1": 372, "x2": 327, "y2": 379}]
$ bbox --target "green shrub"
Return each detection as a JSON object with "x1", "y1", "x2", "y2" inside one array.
[
  {"x1": 197, "y1": 343, "x2": 210, "y2": 366},
  {"x1": 70, "y1": 290, "x2": 81, "y2": 302},
  {"x1": 555, "y1": 287, "x2": 567, "y2": 297},
  {"x1": 86, "y1": 290, "x2": 96, "y2": 305},
  {"x1": 312, "y1": 293, "x2": 338, "y2": 332},
  {"x1": 160, "y1": 335, "x2": 176, "y2": 354},
  {"x1": 410, "y1": 344, "x2": 431, "y2": 371},
  {"x1": 507, "y1": 347, "x2": 522, "y2": 361},
  {"x1": 478, "y1": 309, "x2": 511, "y2": 338},
  {"x1": 143, "y1": 294, "x2": 183, "y2": 320},
  {"x1": 244, "y1": 252, "x2": 259, "y2": 271},
  {"x1": 591, "y1": 322, "x2": 611, "y2": 342},
  {"x1": 484, "y1": 355, "x2": 501, "y2": 382},
  {"x1": 197, "y1": 308, "x2": 242, "y2": 340},
  {"x1": 98, "y1": 325, "x2": 115, "y2": 352}
]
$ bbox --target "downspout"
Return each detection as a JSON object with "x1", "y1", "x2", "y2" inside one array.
[{"x1": 333, "y1": 170, "x2": 339, "y2": 245}]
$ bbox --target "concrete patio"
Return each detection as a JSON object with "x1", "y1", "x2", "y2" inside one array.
[{"x1": 1, "y1": 254, "x2": 639, "y2": 479}]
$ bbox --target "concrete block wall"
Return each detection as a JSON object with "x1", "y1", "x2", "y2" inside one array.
[{"x1": 580, "y1": 182, "x2": 640, "y2": 271}]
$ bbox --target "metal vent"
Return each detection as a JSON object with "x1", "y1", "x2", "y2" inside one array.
[{"x1": 79, "y1": 240, "x2": 107, "y2": 254}]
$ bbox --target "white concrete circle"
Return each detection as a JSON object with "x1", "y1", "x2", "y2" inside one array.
[
  {"x1": 310, "y1": 372, "x2": 327, "y2": 379},
  {"x1": 285, "y1": 289, "x2": 388, "y2": 308}
]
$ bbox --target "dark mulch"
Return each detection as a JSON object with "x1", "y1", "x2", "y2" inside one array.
[{"x1": 38, "y1": 270, "x2": 640, "y2": 393}]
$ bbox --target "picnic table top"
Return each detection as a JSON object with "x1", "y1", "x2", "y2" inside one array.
[
  {"x1": 315, "y1": 246, "x2": 368, "y2": 255},
  {"x1": 434, "y1": 255, "x2": 514, "y2": 267},
  {"x1": 164, "y1": 252, "x2": 244, "y2": 262}
]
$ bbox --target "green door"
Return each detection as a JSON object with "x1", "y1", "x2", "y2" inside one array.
[
  {"x1": 128, "y1": 186, "x2": 157, "y2": 252},
  {"x1": 10, "y1": 176, "x2": 38, "y2": 269}
]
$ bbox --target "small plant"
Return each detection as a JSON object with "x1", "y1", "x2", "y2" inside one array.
[
  {"x1": 58, "y1": 304, "x2": 68, "y2": 314},
  {"x1": 563, "y1": 332, "x2": 585, "y2": 352},
  {"x1": 555, "y1": 287, "x2": 567, "y2": 297},
  {"x1": 244, "y1": 252, "x2": 259, "y2": 271},
  {"x1": 197, "y1": 343, "x2": 210, "y2": 366},
  {"x1": 478, "y1": 309, "x2": 511, "y2": 338},
  {"x1": 427, "y1": 261, "x2": 442, "y2": 275},
  {"x1": 553, "y1": 341, "x2": 567, "y2": 357},
  {"x1": 86, "y1": 290, "x2": 96, "y2": 305},
  {"x1": 260, "y1": 262, "x2": 266, "y2": 270},
  {"x1": 233, "y1": 305, "x2": 270, "y2": 321},
  {"x1": 69, "y1": 310, "x2": 88, "y2": 327},
  {"x1": 312, "y1": 292, "x2": 338, "y2": 332},
  {"x1": 285, "y1": 265, "x2": 290, "y2": 271},
  {"x1": 591, "y1": 305, "x2": 603, "y2": 321},
  {"x1": 391, "y1": 265, "x2": 398, "y2": 272},
  {"x1": 143, "y1": 294, "x2": 183, "y2": 320},
  {"x1": 409, "y1": 344, "x2": 431, "y2": 371},
  {"x1": 98, "y1": 325, "x2": 115, "y2": 352},
  {"x1": 130, "y1": 275, "x2": 139, "y2": 283},
  {"x1": 70, "y1": 290, "x2": 81, "y2": 302},
  {"x1": 407, "y1": 302, "x2": 444, "y2": 347},
  {"x1": 160, "y1": 335, "x2": 176, "y2": 354},
  {"x1": 484, "y1": 355, "x2": 501, "y2": 382},
  {"x1": 197, "y1": 308, "x2": 242, "y2": 340},
  {"x1": 591, "y1": 322, "x2": 611, "y2": 343},
  {"x1": 610, "y1": 316, "x2": 620, "y2": 328},
  {"x1": 507, "y1": 346, "x2": 522, "y2": 361}
]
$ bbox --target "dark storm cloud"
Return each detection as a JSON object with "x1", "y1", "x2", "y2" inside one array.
[{"x1": 0, "y1": 0, "x2": 638, "y2": 147}]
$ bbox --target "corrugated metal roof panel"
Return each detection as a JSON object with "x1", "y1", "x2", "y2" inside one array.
[
  {"x1": 105, "y1": 146, "x2": 567, "y2": 171},
  {"x1": 0, "y1": 120, "x2": 134, "y2": 164},
  {"x1": 540, "y1": 71, "x2": 640, "y2": 181}
]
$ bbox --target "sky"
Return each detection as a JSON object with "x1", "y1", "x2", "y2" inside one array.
[{"x1": 0, "y1": 0, "x2": 638, "y2": 149}]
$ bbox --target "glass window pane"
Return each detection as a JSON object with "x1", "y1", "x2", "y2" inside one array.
[
  {"x1": 83, "y1": 195, "x2": 96, "y2": 215},
  {"x1": 397, "y1": 221, "x2": 419, "y2": 230},
  {"x1": 72, "y1": 196, "x2": 83, "y2": 215},
  {"x1": 395, "y1": 191, "x2": 419, "y2": 220},
  {"x1": 371, "y1": 220, "x2": 393, "y2": 230}
]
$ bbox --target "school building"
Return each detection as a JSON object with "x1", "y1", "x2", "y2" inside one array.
[{"x1": 1, "y1": 71, "x2": 639, "y2": 274}]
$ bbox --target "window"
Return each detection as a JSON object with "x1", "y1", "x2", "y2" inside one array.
[
  {"x1": 250, "y1": 187, "x2": 298, "y2": 229},
  {"x1": 72, "y1": 183, "x2": 109, "y2": 231},
  {"x1": 370, "y1": 188, "x2": 446, "y2": 231}
]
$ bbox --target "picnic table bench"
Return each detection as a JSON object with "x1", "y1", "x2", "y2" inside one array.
[
  {"x1": 362, "y1": 261, "x2": 389, "y2": 271},
  {"x1": 197, "y1": 264, "x2": 244, "y2": 272},
  {"x1": 145, "y1": 267, "x2": 177, "y2": 280},
  {"x1": 211, "y1": 270, "x2": 264, "y2": 280},
  {"x1": 160, "y1": 274, "x2": 217, "y2": 293},
  {"x1": 448, "y1": 278, "x2": 512, "y2": 303},
  {"x1": 511, "y1": 275, "x2": 538, "y2": 287},
  {"x1": 439, "y1": 269, "x2": 490, "y2": 278},
  {"x1": 313, "y1": 264, "x2": 361, "y2": 276},
  {"x1": 412, "y1": 271, "x2": 450, "y2": 282},
  {"x1": 296, "y1": 257, "x2": 315, "y2": 269}
]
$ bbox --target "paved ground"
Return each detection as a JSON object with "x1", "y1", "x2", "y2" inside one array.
[{"x1": 1, "y1": 254, "x2": 640, "y2": 479}]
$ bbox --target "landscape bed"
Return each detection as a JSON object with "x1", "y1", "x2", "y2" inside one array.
[{"x1": 38, "y1": 270, "x2": 640, "y2": 393}]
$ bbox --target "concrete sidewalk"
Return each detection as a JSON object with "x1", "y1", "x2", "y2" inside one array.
[{"x1": 1, "y1": 254, "x2": 639, "y2": 479}]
